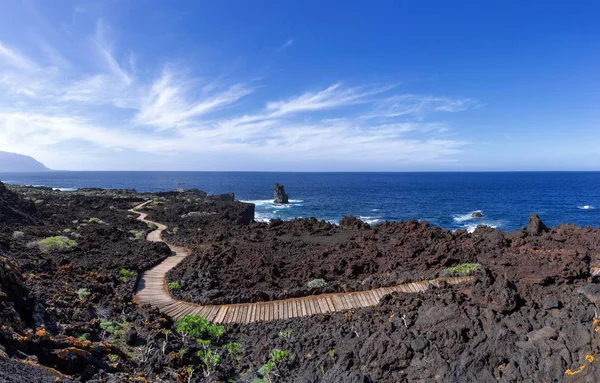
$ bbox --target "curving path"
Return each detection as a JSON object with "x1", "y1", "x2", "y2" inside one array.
[{"x1": 130, "y1": 200, "x2": 474, "y2": 324}]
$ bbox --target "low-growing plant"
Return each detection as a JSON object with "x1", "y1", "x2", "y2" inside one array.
[
  {"x1": 78, "y1": 334, "x2": 89, "y2": 341},
  {"x1": 12, "y1": 231, "x2": 24, "y2": 239},
  {"x1": 128, "y1": 230, "x2": 144, "y2": 240},
  {"x1": 175, "y1": 315, "x2": 224, "y2": 342},
  {"x1": 88, "y1": 217, "x2": 102, "y2": 224},
  {"x1": 278, "y1": 329, "x2": 293, "y2": 338},
  {"x1": 168, "y1": 280, "x2": 182, "y2": 291},
  {"x1": 328, "y1": 349, "x2": 336, "y2": 359},
  {"x1": 77, "y1": 288, "x2": 91, "y2": 300},
  {"x1": 257, "y1": 349, "x2": 292, "y2": 381},
  {"x1": 119, "y1": 268, "x2": 134, "y2": 282},
  {"x1": 307, "y1": 278, "x2": 328, "y2": 288},
  {"x1": 100, "y1": 321, "x2": 124, "y2": 336},
  {"x1": 108, "y1": 354, "x2": 119, "y2": 362},
  {"x1": 444, "y1": 263, "x2": 479, "y2": 276},
  {"x1": 31, "y1": 236, "x2": 77, "y2": 253},
  {"x1": 196, "y1": 347, "x2": 220, "y2": 377},
  {"x1": 223, "y1": 341, "x2": 243, "y2": 363}
]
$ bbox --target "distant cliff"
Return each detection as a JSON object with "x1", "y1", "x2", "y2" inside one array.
[{"x1": 0, "y1": 151, "x2": 49, "y2": 172}]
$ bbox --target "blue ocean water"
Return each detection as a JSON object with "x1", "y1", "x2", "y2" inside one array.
[{"x1": 1, "y1": 171, "x2": 599, "y2": 232}]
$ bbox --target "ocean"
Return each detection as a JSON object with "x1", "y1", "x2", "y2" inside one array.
[{"x1": 1, "y1": 171, "x2": 599, "y2": 232}]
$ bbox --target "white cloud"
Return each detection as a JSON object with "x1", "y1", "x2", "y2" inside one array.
[
  {"x1": 0, "y1": 20, "x2": 476, "y2": 170},
  {"x1": 278, "y1": 38, "x2": 294, "y2": 51},
  {"x1": 0, "y1": 42, "x2": 37, "y2": 71}
]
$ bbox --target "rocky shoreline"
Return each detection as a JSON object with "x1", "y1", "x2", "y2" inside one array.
[{"x1": 2, "y1": 183, "x2": 600, "y2": 382}]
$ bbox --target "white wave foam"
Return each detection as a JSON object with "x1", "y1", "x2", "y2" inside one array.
[
  {"x1": 53, "y1": 187, "x2": 76, "y2": 192},
  {"x1": 359, "y1": 216, "x2": 382, "y2": 225},
  {"x1": 453, "y1": 210, "x2": 483, "y2": 223},
  {"x1": 578, "y1": 205, "x2": 595, "y2": 210},
  {"x1": 372, "y1": 208, "x2": 380, "y2": 212},
  {"x1": 241, "y1": 199, "x2": 304, "y2": 208}
]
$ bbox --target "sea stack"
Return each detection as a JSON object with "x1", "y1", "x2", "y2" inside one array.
[
  {"x1": 274, "y1": 183, "x2": 289, "y2": 204},
  {"x1": 527, "y1": 214, "x2": 548, "y2": 235}
]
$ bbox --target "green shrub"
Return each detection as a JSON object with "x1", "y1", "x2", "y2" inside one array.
[
  {"x1": 258, "y1": 349, "x2": 292, "y2": 378},
  {"x1": 100, "y1": 321, "x2": 124, "y2": 336},
  {"x1": 35, "y1": 236, "x2": 77, "y2": 253},
  {"x1": 12, "y1": 231, "x2": 24, "y2": 239},
  {"x1": 128, "y1": 230, "x2": 144, "y2": 240},
  {"x1": 168, "y1": 280, "x2": 182, "y2": 291},
  {"x1": 307, "y1": 278, "x2": 327, "y2": 288},
  {"x1": 196, "y1": 347, "x2": 220, "y2": 377},
  {"x1": 88, "y1": 217, "x2": 102, "y2": 224},
  {"x1": 444, "y1": 263, "x2": 479, "y2": 276},
  {"x1": 175, "y1": 315, "x2": 224, "y2": 341},
  {"x1": 77, "y1": 288, "x2": 91, "y2": 300},
  {"x1": 119, "y1": 268, "x2": 134, "y2": 282},
  {"x1": 78, "y1": 334, "x2": 89, "y2": 341},
  {"x1": 223, "y1": 341, "x2": 243, "y2": 362}
]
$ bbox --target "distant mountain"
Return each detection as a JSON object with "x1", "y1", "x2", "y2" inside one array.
[{"x1": 0, "y1": 151, "x2": 50, "y2": 172}]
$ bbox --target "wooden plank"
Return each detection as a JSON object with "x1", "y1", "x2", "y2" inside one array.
[
  {"x1": 325, "y1": 296, "x2": 335, "y2": 312},
  {"x1": 214, "y1": 306, "x2": 228, "y2": 323},
  {"x1": 317, "y1": 297, "x2": 329, "y2": 313},
  {"x1": 300, "y1": 300, "x2": 308, "y2": 317}
]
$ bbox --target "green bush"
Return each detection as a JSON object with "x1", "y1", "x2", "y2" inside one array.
[
  {"x1": 175, "y1": 315, "x2": 224, "y2": 341},
  {"x1": 88, "y1": 217, "x2": 102, "y2": 224},
  {"x1": 196, "y1": 347, "x2": 220, "y2": 377},
  {"x1": 168, "y1": 280, "x2": 182, "y2": 291},
  {"x1": 128, "y1": 230, "x2": 144, "y2": 240},
  {"x1": 444, "y1": 263, "x2": 479, "y2": 276},
  {"x1": 223, "y1": 341, "x2": 243, "y2": 362},
  {"x1": 258, "y1": 349, "x2": 292, "y2": 378},
  {"x1": 100, "y1": 321, "x2": 124, "y2": 336},
  {"x1": 12, "y1": 231, "x2": 24, "y2": 239},
  {"x1": 36, "y1": 236, "x2": 77, "y2": 253},
  {"x1": 307, "y1": 278, "x2": 327, "y2": 288},
  {"x1": 119, "y1": 268, "x2": 134, "y2": 282}
]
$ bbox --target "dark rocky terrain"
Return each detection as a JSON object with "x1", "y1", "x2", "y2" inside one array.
[{"x1": 2, "y1": 183, "x2": 600, "y2": 382}]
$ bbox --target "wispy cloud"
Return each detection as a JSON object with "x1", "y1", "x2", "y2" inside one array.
[
  {"x1": 0, "y1": 18, "x2": 476, "y2": 170},
  {"x1": 278, "y1": 38, "x2": 294, "y2": 51},
  {"x1": 0, "y1": 42, "x2": 37, "y2": 71}
]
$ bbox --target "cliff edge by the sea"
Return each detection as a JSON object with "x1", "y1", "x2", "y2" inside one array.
[{"x1": 0, "y1": 151, "x2": 49, "y2": 172}]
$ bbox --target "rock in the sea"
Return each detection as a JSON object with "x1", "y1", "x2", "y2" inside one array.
[
  {"x1": 471, "y1": 211, "x2": 484, "y2": 218},
  {"x1": 527, "y1": 214, "x2": 548, "y2": 235},
  {"x1": 274, "y1": 183, "x2": 289, "y2": 204}
]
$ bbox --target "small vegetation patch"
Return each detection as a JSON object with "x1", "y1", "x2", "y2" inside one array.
[
  {"x1": 168, "y1": 280, "x2": 182, "y2": 291},
  {"x1": 175, "y1": 315, "x2": 224, "y2": 342},
  {"x1": 88, "y1": 217, "x2": 104, "y2": 224},
  {"x1": 444, "y1": 263, "x2": 479, "y2": 276},
  {"x1": 29, "y1": 236, "x2": 77, "y2": 253},
  {"x1": 256, "y1": 349, "x2": 292, "y2": 382},
  {"x1": 77, "y1": 288, "x2": 91, "y2": 300},
  {"x1": 119, "y1": 268, "x2": 134, "y2": 282},
  {"x1": 307, "y1": 278, "x2": 328, "y2": 288},
  {"x1": 100, "y1": 321, "x2": 124, "y2": 336},
  {"x1": 128, "y1": 230, "x2": 144, "y2": 240},
  {"x1": 12, "y1": 231, "x2": 24, "y2": 239}
]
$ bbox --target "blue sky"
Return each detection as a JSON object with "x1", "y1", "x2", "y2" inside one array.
[{"x1": 0, "y1": 0, "x2": 598, "y2": 171}]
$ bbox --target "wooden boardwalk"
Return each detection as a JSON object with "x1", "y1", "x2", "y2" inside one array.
[{"x1": 131, "y1": 201, "x2": 474, "y2": 324}]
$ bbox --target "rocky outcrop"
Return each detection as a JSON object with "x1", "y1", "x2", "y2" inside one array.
[
  {"x1": 0, "y1": 181, "x2": 38, "y2": 225},
  {"x1": 471, "y1": 211, "x2": 483, "y2": 218},
  {"x1": 274, "y1": 183, "x2": 289, "y2": 204},
  {"x1": 527, "y1": 214, "x2": 548, "y2": 235}
]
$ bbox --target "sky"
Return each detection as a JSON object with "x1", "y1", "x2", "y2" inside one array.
[{"x1": 0, "y1": 0, "x2": 598, "y2": 171}]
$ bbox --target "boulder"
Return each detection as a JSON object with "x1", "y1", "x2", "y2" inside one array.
[
  {"x1": 527, "y1": 214, "x2": 548, "y2": 235},
  {"x1": 274, "y1": 183, "x2": 289, "y2": 204},
  {"x1": 471, "y1": 211, "x2": 483, "y2": 218}
]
